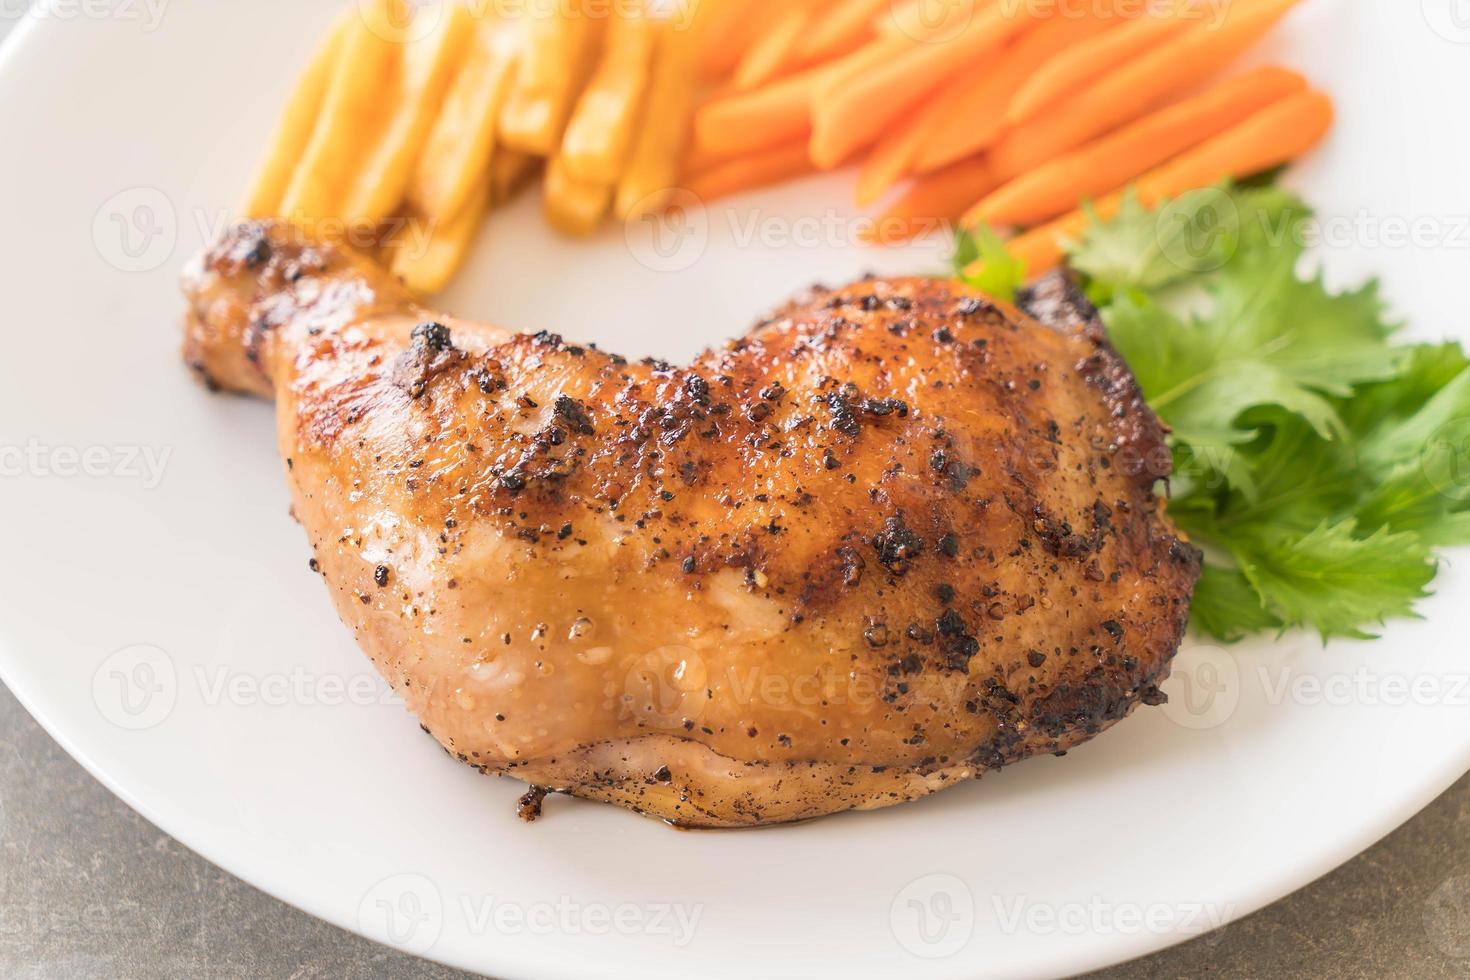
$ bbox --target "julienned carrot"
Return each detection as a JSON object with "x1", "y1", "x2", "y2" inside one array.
[
  {"x1": 796, "y1": 0, "x2": 887, "y2": 64},
  {"x1": 811, "y1": 3, "x2": 1037, "y2": 169},
  {"x1": 683, "y1": 142, "x2": 815, "y2": 202},
  {"x1": 913, "y1": 9, "x2": 1122, "y2": 175},
  {"x1": 989, "y1": 0, "x2": 1304, "y2": 180},
  {"x1": 693, "y1": 63, "x2": 825, "y2": 158},
  {"x1": 856, "y1": 59, "x2": 983, "y2": 206},
  {"x1": 861, "y1": 156, "x2": 998, "y2": 245},
  {"x1": 733, "y1": 6, "x2": 811, "y2": 89},
  {"x1": 968, "y1": 65, "x2": 1308, "y2": 228},
  {"x1": 997, "y1": 89, "x2": 1334, "y2": 275},
  {"x1": 1003, "y1": 0, "x2": 1196, "y2": 127}
]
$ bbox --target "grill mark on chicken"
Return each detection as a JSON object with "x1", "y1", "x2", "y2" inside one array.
[{"x1": 181, "y1": 220, "x2": 1200, "y2": 827}]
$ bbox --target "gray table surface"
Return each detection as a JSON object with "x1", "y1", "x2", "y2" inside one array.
[{"x1": 2, "y1": 8, "x2": 1469, "y2": 980}]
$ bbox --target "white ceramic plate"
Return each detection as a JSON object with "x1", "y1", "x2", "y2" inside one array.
[{"x1": 2, "y1": 1, "x2": 1468, "y2": 977}]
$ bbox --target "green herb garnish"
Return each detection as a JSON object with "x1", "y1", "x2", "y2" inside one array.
[{"x1": 973, "y1": 184, "x2": 1470, "y2": 642}]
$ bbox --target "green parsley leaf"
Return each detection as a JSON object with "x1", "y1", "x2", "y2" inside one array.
[
  {"x1": 1233, "y1": 521, "x2": 1436, "y2": 641},
  {"x1": 1068, "y1": 183, "x2": 1309, "y2": 301},
  {"x1": 1189, "y1": 564, "x2": 1282, "y2": 643},
  {"x1": 953, "y1": 224, "x2": 1026, "y2": 302},
  {"x1": 1043, "y1": 181, "x2": 1470, "y2": 643}
]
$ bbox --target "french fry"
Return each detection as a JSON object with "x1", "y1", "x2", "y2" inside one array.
[
  {"x1": 499, "y1": 0, "x2": 606, "y2": 156},
  {"x1": 560, "y1": 6, "x2": 658, "y2": 185},
  {"x1": 342, "y1": 2, "x2": 475, "y2": 225},
  {"x1": 492, "y1": 150, "x2": 541, "y2": 205},
  {"x1": 391, "y1": 181, "x2": 493, "y2": 296},
  {"x1": 242, "y1": 12, "x2": 348, "y2": 218},
  {"x1": 280, "y1": 0, "x2": 402, "y2": 221},
  {"x1": 617, "y1": 21, "x2": 702, "y2": 219},
  {"x1": 408, "y1": 16, "x2": 522, "y2": 221},
  {"x1": 544, "y1": 154, "x2": 613, "y2": 236}
]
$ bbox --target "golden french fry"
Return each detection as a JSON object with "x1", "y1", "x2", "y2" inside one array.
[
  {"x1": 408, "y1": 16, "x2": 522, "y2": 221},
  {"x1": 543, "y1": 154, "x2": 612, "y2": 236},
  {"x1": 498, "y1": 1, "x2": 605, "y2": 156},
  {"x1": 279, "y1": 0, "x2": 403, "y2": 221},
  {"x1": 559, "y1": 7, "x2": 657, "y2": 184},
  {"x1": 341, "y1": 2, "x2": 475, "y2": 225},
  {"x1": 492, "y1": 150, "x2": 541, "y2": 205},
  {"x1": 614, "y1": 21, "x2": 700, "y2": 219},
  {"x1": 391, "y1": 183, "x2": 493, "y2": 296},
  {"x1": 242, "y1": 13, "x2": 349, "y2": 218}
]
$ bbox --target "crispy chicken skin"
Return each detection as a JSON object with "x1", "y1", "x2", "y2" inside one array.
[{"x1": 182, "y1": 220, "x2": 1199, "y2": 827}]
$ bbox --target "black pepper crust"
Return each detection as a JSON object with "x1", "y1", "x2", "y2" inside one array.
[{"x1": 182, "y1": 220, "x2": 1202, "y2": 827}]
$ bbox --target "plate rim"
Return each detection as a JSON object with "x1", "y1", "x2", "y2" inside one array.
[{"x1": 1, "y1": 5, "x2": 1468, "y2": 978}]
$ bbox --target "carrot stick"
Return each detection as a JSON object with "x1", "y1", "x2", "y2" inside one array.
[
  {"x1": 700, "y1": 2, "x2": 779, "y2": 81},
  {"x1": 968, "y1": 65, "x2": 1308, "y2": 228},
  {"x1": 997, "y1": 89, "x2": 1334, "y2": 275},
  {"x1": 795, "y1": 0, "x2": 887, "y2": 65},
  {"x1": 856, "y1": 58, "x2": 984, "y2": 206},
  {"x1": 692, "y1": 63, "x2": 826, "y2": 158},
  {"x1": 861, "y1": 155, "x2": 998, "y2": 245},
  {"x1": 810, "y1": 3, "x2": 1038, "y2": 169},
  {"x1": 913, "y1": 8, "x2": 1123, "y2": 174},
  {"x1": 1003, "y1": 0, "x2": 1196, "y2": 127},
  {"x1": 989, "y1": 0, "x2": 1304, "y2": 180},
  {"x1": 683, "y1": 142, "x2": 816, "y2": 203},
  {"x1": 733, "y1": 6, "x2": 812, "y2": 90}
]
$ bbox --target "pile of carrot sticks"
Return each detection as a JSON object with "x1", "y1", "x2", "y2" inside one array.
[{"x1": 687, "y1": 0, "x2": 1332, "y2": 273}]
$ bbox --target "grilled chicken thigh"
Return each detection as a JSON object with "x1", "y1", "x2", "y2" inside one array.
[{"x1": 182, "y1": 220, "x2": 1199, "y2": 827}]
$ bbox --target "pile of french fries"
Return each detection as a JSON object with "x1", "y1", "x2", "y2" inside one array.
[
  {"x1": 244, "y1": 0, "x2": 706, "y2": 294},
  {"x1": 244, "y1": 0, "x2": 1331, "y2": 295}
]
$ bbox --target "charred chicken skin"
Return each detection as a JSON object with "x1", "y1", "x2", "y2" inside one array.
[{"x1": 182, "y1": 221, "x2": 1199, "y2": 827}]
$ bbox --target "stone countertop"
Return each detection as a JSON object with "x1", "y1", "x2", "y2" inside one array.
[{"x1": 2, "y1": 683, "x2": 1466, "y2": 979}]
